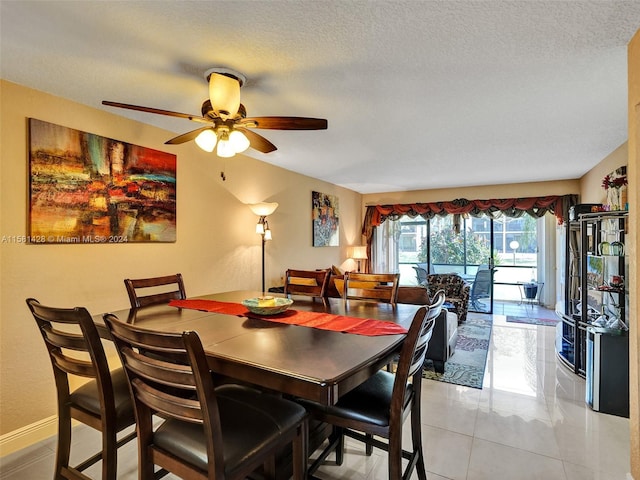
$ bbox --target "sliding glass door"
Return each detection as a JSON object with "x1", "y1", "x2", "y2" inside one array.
[
  {"x1": 374, "y1": 214, "x2": 496, "y2": 313},
  {"x1": 373, "y1": 212, "x2": 545, "y2": 314}
]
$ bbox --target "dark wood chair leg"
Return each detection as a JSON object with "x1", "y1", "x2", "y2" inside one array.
[
  {"x1": 138, "y1": 414, "x2": 155, "y2": 480},
  {"x1": 102, "y1": 428, "x2": 117, "y2": 480},
  {"x1": 55, "y1": 410, "x2": 71, "y2": 480},
  {"x1": 410, "y1": 378, "x2": 427, "y2": 480},
  {"x1": 388, "y1": 433, "x2": 403, "y2": 480},
  {"x1": 365, "y1": 434, "x2": 373, "y2": 456},
  {"x1": 291, "y1": 421, "x2": 307, "y2": 480},
  {"x1": 335, "y1": 428, "x2": 345, "y2": 466},
  {"x1": 263, "y1": 456, "x2": 276, "y2": 479},
  {"x1": 411, "y1": 408, "x2": 427, "y2": 480}
]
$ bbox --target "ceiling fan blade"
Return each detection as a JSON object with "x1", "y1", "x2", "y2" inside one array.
[
  {"x1": 244, "y1": 116, "x2": 328, "y2": 130},
  {"x1": 102, "y1": 101, "x2": 211, "y2": 124},
  {"x1": 236, "y1": 127, "x2": 277, "y2": 153},
  {"x1": 165, "y1": 127, "x2": 211, "y2": 145}
]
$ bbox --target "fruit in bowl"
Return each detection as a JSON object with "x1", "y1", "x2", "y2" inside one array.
[
  {"x1": 258, "y1": 296, "x2": 277, "y2": 307},
  {"x1": 242, "y1": 297, "x2": 293, "y2": 315}
]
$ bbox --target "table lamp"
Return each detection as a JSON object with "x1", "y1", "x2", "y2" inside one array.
[{"x1": 351, "y1": 245, "x2": 368, "y2": 273}]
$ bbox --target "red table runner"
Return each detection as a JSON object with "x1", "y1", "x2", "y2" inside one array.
[{"x1": 168, "y1": 299, "x2": 407, "y2": 336}]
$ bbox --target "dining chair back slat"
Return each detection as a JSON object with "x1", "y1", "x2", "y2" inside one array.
[
  {"x1": 343, "y1": 272, "x2": 400, "y2": 304},
  {"x1": 124, "y1": 273, "x2": 186, "y2": 308},
  {"x1": 26, "y1": 298, "x2": 136, "y2": 480},
  {"x1": 284, "y1": 268, "x2": 330, "y2": 298}
]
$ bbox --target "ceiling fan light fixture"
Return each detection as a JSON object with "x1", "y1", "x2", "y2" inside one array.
[
  {"x1": 229, "y1": 130, "x2": 250, "y2": 153},
  {"x1": 216, "y1": 130, "x2": 235, "y2": 158},
  {"x1": 104, "y1": 67, "x2": 326, "y2": 159},
  {"x1": 206, "y1": 68, "x2": 245, "y2": 119},
  {"x1": 195, "y1": 128, "x2": 217, "y2": 152}
]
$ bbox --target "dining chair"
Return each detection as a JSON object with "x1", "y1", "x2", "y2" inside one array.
[
  {"x1": 284, "y1": 268, "x2": 330, "y2": 298},
  {"x1": 103, "y1": 314, "x2": 309, "y2": 480},
  {"x1": 124, "y1": 273, "x2": 186, "y2": 308},
  {"x1": 343, "y1": 272, "x2": 400, "y2": 304},
  {"x1": 26, "y1": 298, "x2": 136, "y2": 480},
  {"x1": 298, "y1": 290, "x2": 445, "y2": 480}
]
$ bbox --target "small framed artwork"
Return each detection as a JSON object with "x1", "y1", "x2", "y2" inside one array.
[
  {"x1": 586, "y1": 255, "x2": 604, "y2": 289},
  {"x1": 28, "y1": 118, "x2": 177, "y2": 243},
  {"x1": 586, "y1": 289, "x2": 603, "y2": 318},
  {"x1": 312, "y1": 191, "x2": 339, "y2": 247}
]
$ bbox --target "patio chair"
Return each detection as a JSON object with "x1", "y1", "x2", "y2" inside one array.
[{"x1": 470, "y1": 269, "x2": 492, "y2": 311}]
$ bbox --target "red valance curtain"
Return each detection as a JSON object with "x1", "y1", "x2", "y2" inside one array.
[{"x1": 361, "y1": 194, "x2": 577, "y2": 272}]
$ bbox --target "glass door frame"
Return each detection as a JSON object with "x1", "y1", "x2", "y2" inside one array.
[
  {"x1": 401, "y1": 215, "x2": 496, "y2": 314},
  {"x1": 374, "y1": 213, "x2": 545, "y2": 314}
]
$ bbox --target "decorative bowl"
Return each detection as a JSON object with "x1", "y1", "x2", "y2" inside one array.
[{"x1": 242, "y1": 297, "x2": 293, "y2": 315}]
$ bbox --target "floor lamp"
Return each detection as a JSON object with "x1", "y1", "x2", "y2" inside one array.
[{"x1": 249, "y1": 202, "x2": 278, "y2": 292}]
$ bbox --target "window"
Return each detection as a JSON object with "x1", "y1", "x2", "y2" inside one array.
[{"x1": 373, "y1": 213, "x2": 546, "y2": 304}]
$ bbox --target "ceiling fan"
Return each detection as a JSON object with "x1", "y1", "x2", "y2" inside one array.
[{"x1": 102, "y1": 67, "x2": 328, "y2": 157}]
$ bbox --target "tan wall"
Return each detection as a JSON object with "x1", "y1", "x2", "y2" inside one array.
[
  {"x1": 0, "y1": 81, "x2": 362, "y2": 438},
  {"x1": 579, "y1": 142, "x2": 629, "y2": 204},
  {"x1": 362, "y1": 180, "x2": 579, "y2": 206},
  {"x1": 627, "y1": 29, "x2": 639, "y2": 480}
]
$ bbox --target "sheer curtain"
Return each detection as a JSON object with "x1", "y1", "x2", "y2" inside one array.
[{"x1": 371, "y1": 219, "x2": 398, "y2": 274}]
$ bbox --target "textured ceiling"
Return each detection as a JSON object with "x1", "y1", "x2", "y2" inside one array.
[{"x1": 2, "y1": 1, "x2": 639, "y2": 194}]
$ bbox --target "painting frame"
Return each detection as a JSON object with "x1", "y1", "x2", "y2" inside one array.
[
  {"x1": 28, "y1": 118, "x2": 177, "y2": 244},
  {"x1": 586, "y1": 255, "x2": 604, "y2": 289},
  {"x1": 312, "y1": 191, "x2": 339, "y2": 247}
]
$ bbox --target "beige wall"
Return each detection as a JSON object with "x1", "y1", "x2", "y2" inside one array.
[
  {"x1": 0, "y1": 81, "x2": 362, "y2": 440},
  {"x1": 627, "y1": 29, "x2": 639, "y2": 480},
  {"x1": 580, "y1": 142, "x2": 629, "y2": 204}
]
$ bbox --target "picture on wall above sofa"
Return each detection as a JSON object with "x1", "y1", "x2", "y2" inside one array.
[
  {"x1": 312, "y1": 190, "x2": 339, "y2": 247},
  {"x1": 28, "y1": 119, "x2": 176, "y2": 244}
]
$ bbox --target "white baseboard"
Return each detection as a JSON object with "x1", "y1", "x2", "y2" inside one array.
[
  {"x1": 0, "y1": 416, "x2": 57, "y2": 458},
  {"x1": 627, "y1": 473, "x2": 635, "y2": 480}
]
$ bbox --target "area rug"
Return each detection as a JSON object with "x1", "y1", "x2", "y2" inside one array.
[
  {"x1": 506, "y1": 316, "x2": 559, "y2": 327},
  {"x1": 423, "y1": 316, "x2": 492, "y2": 389}
]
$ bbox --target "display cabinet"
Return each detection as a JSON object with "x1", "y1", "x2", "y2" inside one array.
[
  {"x1": 556, "y1": 211, "x2": 629, "y2": 381},
  {"x1": 557, "y1": 218, "x2": 582, "y2": 374}
]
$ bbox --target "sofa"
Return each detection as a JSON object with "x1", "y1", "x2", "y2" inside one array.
[
  {"x1": 426, "y1": 273, "x2": 471, "y2": 323},
  {"x1": 425, "y1": 309, "x2": 458, "y2": 372},
  {"x1": 392, "y1": 285, "x2": 458, "y2": 373}
]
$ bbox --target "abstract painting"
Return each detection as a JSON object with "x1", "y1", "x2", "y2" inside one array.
[
  {"x1": 29, "y1": 118, "x2": 176, "y2": 243},
  {"x1": 312, "y1": 191, "x2": 339, "y2": 247}
]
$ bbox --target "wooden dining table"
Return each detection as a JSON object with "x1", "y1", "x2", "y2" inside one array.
[{"x1": 95, "y1": 290, "x2": 421, "y2": 407}]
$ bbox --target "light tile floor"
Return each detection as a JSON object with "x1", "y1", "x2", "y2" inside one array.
[{"x1": 0, "y1": 305, "x2": 631, "y2": 480}]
